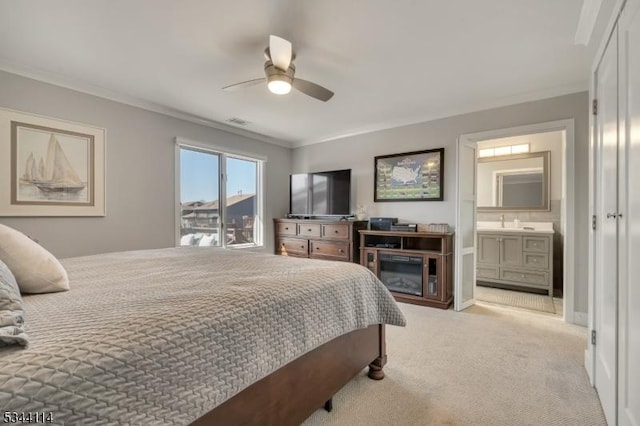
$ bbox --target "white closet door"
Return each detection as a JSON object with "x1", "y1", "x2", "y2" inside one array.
[
  {"x1": 618, "y1": 0, "x2": 640, "y2": 424},
  {"x1": 594, "y1": 27, "x2": 619, "y2": 426}
]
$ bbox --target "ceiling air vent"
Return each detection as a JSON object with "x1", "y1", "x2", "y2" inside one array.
[{"x1": 226, "y1": 117, "x2": 250, "y2": 126}]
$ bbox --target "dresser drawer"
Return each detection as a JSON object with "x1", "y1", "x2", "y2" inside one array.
[
  {"x1": 298, "y1": 223, "x2": 322, "y2": 237},
  {"x1": 523, "y1": 236, "x2": 549, "y2": 253},
  {"x1": 277, "y1": 238, "x2": 308, "y2": 256},
  {"x1": 477, "y1": 266, "x2": 499, "y2": 280},
  {"x1": 523, "y1": 252, "x2": 549, "y2": 269},
  {"x1": 309, "y1": 240, "x2": 350, "y2": 260},
  {"x1": 277, "y1": 222, "x2": 297, "y2": 236},
  {"x1": 500, "y1": 267, "x2": 549, "y2": 287},
  {"x1": 322, "y1": 223, "x2": 349, "y2": 239}
]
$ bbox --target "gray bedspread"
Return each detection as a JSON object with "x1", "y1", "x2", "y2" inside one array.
[{"x1": 0, "y1": 247, "x2": 405, "y2": 425}]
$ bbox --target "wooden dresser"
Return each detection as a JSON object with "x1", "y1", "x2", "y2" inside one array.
[{"x1": 273, "y1": 218, "x2": 367, "y2": 263}]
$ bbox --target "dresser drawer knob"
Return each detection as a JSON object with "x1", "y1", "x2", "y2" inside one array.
[
  {"x1": 308, "y1": 228, "x2": 312, "y2": 232},
  {"x1": 339, "y1": 249, "x2": 344, "y2": 253},
  {"x1": 334, "y1": 230, "x2": 339, "y2": 233},
  {"x1": 301, "y1": 245, "x2": 305, "y2": 249}
]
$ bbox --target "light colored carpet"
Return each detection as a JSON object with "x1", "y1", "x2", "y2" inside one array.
[
  {"x1": 304, "y1": 302, "x2": 605, "y2": 426},
  {"x1": 476, "y1": 285, "x2": 557, "y2": 314}
]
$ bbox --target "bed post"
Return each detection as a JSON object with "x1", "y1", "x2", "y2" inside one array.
[{"x1": 367, "y1": 324, "x2": 387, "y2": 380}]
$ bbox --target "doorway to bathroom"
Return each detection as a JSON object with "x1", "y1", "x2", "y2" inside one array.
[{"x1": 454, "y1": 120, "x2": 574, "y2": 323}]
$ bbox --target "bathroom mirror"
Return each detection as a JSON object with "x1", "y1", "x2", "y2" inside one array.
[{"x1": 477, "y1": 151, "x2": 550, "y2": 211}]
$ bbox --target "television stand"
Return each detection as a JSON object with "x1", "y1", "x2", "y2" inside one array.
[{"x1": 359, "y1": 230, "x2": 454, "y2": 309}]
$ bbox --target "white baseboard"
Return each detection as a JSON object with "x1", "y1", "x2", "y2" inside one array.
[
  {"x1": 574, "y1": 311, "x2": 588, "y2": 326},
  {"x1": 584, "y1": 348, "x2": 594, "y2": 385}
]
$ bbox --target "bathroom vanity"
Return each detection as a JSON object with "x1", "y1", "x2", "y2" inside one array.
[{"x1": 476, "y1": 222, "x2": 554, "y2": 296}]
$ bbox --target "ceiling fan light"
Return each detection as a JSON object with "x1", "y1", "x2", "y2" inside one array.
[
  {"x1": 268, "y1": 80, "x2": 292, "y2": 95},
  {"x1": 266, "y1": 73, "x2": 292, "y2": 95}
]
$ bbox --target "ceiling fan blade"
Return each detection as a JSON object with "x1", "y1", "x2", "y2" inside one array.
[
  {"x1": 222, "y1": 78, "x2": 265, "y2": 91},
  {"x1": 292, "y1": 78, "x2": 334, "y2": 102},
  {"x1": 269, "y1": 35, "x2": 292, "y2": 70}
]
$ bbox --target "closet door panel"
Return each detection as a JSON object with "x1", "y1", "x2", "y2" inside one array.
[
  {"x1": 619, "y1": 0, "x2": 640, "y2": 424},
  {"x1": 594, "y1": 28, "x2": 619, "y2": 426}
]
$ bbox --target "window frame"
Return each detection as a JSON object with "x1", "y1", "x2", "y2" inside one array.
[{"x1": 174, "y1": 137, "x2": 265, "y2": 248}]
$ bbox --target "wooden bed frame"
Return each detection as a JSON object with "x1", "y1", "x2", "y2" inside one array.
[{"x1": 191, "y1": 324, "x2": 387, "y2": 426}]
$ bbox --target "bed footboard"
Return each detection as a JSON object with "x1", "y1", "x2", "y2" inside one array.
[{"x1": 192, "y1": 324, "x2": 386, "y2": 426}]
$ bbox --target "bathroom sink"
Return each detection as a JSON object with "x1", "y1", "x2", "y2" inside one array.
[{"x1": 476, "y1": 221, "x2": 554, "y2": 234}]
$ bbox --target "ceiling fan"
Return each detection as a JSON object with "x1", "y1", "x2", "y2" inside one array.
[{"x1": 222, "y1": 35, "x2": 334, "y2": 102}]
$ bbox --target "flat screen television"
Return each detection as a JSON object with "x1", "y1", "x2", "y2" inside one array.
[{"x1": 289, "y1": 169, "x2": 351, "y2": 217}]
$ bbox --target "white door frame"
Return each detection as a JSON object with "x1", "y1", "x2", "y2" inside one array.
[{"x1": 456, "y1": 119, "x2": 575, "y2": 323}]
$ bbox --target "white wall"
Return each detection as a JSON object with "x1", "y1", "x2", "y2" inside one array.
[
  {"x1": 292, "y1": 92, "x2": 589, "y2": 314},
  {"x1": 0, "y1": 70, "x2": 292, "y2": 258}
]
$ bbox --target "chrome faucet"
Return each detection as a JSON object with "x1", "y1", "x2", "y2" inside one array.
[{"x1": 500, "y1": 214, "x2": 505, "y2": 228}]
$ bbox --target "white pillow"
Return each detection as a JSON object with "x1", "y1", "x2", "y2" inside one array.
[
  {"x1": 198, "y1": 234, "x2": 217, "y2": 247},
  {"x1": 180, "y1": 234, "x2": 195, "y2": 246},
  {"x1": 0, "y1": 224, "x2": 69, "y2": 294}
]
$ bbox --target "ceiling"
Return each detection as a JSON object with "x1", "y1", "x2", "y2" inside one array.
[{"x1": 0, "y1": 1, "x2": 595, "y2": 148}]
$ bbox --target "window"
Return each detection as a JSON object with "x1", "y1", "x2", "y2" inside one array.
[
  {"x1": 225, "y1": 157, "x2": 258, "y2": 246},
  {"x1": 478, "y1": 144, "x2": 530, "y2": 158},
  {"x1": 177, "y1": 142, "x2": 263, "y2": 248}
]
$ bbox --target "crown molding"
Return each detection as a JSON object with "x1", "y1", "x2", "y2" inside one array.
[
  {"x1": 293, "y1": 81, "x2": 589, "y2": 148},
  {"x1": 0, "y1": 61, "x2": 294, "y2": 149},
  {"x1": 574, "y1": 0, "x2": 603, "y2": 45},
  {"x1": 0, "y1": 60, "x2": 588, "y2": 151}
]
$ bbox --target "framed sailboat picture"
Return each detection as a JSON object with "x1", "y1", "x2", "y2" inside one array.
[{"x1": 0, "y1": 108, "x2": 105, "y2": 216}]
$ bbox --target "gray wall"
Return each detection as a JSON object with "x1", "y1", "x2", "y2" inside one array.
[
  {"x1": 0, "y1": 70, "x2": 291, "y2": 258},
  {"x1": 0, "y1": 69, "x2": 589, "y2": 315},
  {"x1": 292, "y1": 91, "x2": 589, "y2": 315}
]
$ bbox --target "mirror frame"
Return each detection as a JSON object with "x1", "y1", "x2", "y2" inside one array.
[{"x1": 477, "y1": 151, "x2": 550, "y2": 212}]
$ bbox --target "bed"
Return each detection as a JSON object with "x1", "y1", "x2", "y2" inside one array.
[{"x1": 0, "y1": 247, "x2": 405, "y2": 425}]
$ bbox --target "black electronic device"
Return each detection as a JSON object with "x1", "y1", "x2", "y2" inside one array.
[
  {"x1": 375, "y1": 243, "x2": 399, "y2": 249},
  {"x1": 369, "y1": 217, "x2": 398, "y2": 231},
  {"x1": 289, "y1": 169, "x2": 351, "y2": 216}
]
